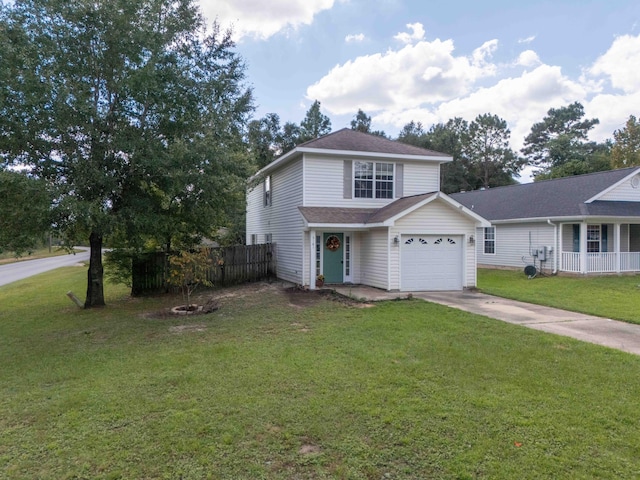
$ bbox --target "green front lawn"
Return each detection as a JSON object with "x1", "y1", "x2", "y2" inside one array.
[
  {"x1": 479, "y1": 268, "x2": 640, "y2": 324},
  {"x1": 2, "y1": 269, "x2": 640, "y2": 478}
]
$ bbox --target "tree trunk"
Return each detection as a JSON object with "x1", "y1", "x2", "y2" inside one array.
[{"x1": 85, "y1": 231, "x2": 105, "y2": 308}]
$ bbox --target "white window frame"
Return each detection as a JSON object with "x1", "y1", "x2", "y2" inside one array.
[
  {"x1": 264, "y1": 175, "x2": 271, "y2": 207},
  {"x1": 587, "y1": 224, "x2": 601, "y2": 253},
  {"x1": 344, "y1": 234, "x2": 351, "y2": 282},
  {"x1": 354, "y1": 161, "x2": 394, "y2": 199},
  {"x1": 483, "y1": 227, "x2": 496, "y2": 255}
]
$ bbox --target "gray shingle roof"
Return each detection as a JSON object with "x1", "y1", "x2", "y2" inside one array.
[
  {"x1": 298, "y1": 193, "x2": 438, "y2": 225},
  {"x1": 450, "y1": 168, "x2": 640, "y2": 221},
  {"x1": 298, "y1": 128, "x2": 450, "y2": 158},
  {"x1": 297, "y1": 207, "x2": 378, "y2": 224}
]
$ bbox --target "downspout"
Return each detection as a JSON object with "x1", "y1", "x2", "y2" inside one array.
[{"x1": 547, "y1": 219, "x2": 558, "y2": 274}]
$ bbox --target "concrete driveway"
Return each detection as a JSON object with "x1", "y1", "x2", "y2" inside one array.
[{"x1": 333, "y1": 285, "x2": 640, "y2": 356}]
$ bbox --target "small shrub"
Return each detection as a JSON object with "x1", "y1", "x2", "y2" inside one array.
[{"x1": 167, "y1": 248, "x2": 213, "y2": 306}]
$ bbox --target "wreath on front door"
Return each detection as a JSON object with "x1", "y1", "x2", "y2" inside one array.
[{"x1": 326, "y1": 235, "x2": 341, "y2": 251}]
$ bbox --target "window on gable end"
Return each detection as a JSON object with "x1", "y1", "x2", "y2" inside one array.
[{"x1": 264, "y1": 175, "x2": 271, "y2": 206}]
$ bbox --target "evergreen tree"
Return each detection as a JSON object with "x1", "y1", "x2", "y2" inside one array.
[
  {"x1": 522, "y1": 102, "x2": 600, "y2": 176},
  {"x1": 300, "y1": 100, "x2": 331, "y2": 142}
]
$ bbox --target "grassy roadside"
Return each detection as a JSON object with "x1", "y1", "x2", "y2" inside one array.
[
  {"x1": 2, "y1": 269, "x2": 640, "y2": 478},
  {"x1": 478, "y1": 268, "x2": 640, "y2": 324},
  {"x1": 0, "y1": 246, "x2": 80, "y2": 265}
]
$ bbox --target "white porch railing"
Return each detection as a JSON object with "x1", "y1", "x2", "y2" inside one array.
[
  {"x1": 587, "y1": 252, "x2": 617, "y2": 273},
  {"x1": 561, "y1": 251, "x2": 640, "y2": 273},
  {"x1": 621, "y1": 253, "x2": 640, "y2": 272},
  {"x1": 562, "y1": 252, "x2": 581, "y2": 273}
]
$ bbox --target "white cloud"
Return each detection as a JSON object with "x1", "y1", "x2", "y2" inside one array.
[
  {"x1": 306, "y1": 37, "x2": 498, "y2": 114},
  {"x1": 518, "y1": 35, "x2": 536, "y2": 44},
  {"x1": 374, "y1": 64, "x2": 587, "y2": 151},
  {"x1": 515, "y1": 50, "x2": 541, "y2": 67},
  {"x1": 393, "y1": 22, "x2": 425, "y2": 44},
  {"x1": 345, "y1": 33, "x2": 366, "y2": 43},
  {"x1": 203, "y1": 0, "x2": 335, "y2": 40},
  {"x1": 585, "y1": 91, "x2": 640, "y2": 142},
  {"x1": 305, "y1": 27, "x2": 640, "y2": 176},
  {"x1": 589, "y1": 34, "x2": 640, "y2": 93}
]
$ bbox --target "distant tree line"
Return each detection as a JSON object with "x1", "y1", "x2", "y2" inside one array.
[{"x1": 250, "y1": 101, "x2": 640, "y2": 194}]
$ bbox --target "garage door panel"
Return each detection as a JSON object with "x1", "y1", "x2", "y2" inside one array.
[{"x1": 401, "y1": 235, "x2": 462, "y2": 291}]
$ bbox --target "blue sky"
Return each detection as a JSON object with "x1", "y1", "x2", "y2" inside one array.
[{"x1": 203, "y1": 0, "x2": 640, "y2": 157}]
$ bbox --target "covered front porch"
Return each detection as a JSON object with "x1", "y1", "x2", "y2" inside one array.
[{"x1": 560, "y1": 221, "x2": 640, "y2": 273}]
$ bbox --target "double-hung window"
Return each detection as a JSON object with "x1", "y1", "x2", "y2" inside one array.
[
  {"x1": 587, "y1": 225, "x2": 600, "y2": 253},
  {"x1": 483, "y1": 227, "x2": 496, "y2": 254},
  {"x1": 354, "y1": 161, "x2": 394, "y2": 199}
]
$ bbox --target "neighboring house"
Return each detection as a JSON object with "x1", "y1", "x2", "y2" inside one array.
[
  {"x1": 451, "y1": 167, "x2": 640, "y2": 275},
  {"x1": 246, "y1": 128, "x2": 489, "y2": 291}
]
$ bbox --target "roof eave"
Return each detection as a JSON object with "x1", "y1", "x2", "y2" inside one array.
[
  {"x1": 304, "y1": 223, "x2": 374, "y2": 230},
  {"x1": 298, "y1": 147, "x2": 452, "y2": 163}
]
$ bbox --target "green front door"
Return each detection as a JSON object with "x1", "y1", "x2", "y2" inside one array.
[{"x1": 323, "y1": 233, "x2": 344, "y2": 284}]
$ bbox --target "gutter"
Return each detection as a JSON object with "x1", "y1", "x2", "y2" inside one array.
[{"x1": 547, "y1": 219, "x2": 558, "y2": 274}]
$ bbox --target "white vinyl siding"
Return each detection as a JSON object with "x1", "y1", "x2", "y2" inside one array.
[
  {"x1": 246, "y1": 160, "x2": 304, "y2": 284},
  {"x1": 402, "y1": 161, "x2": 440, "y2": 195},
  {"x1": 304, "y1": 154, "x2": 442, "y2": 207},
  {"x1": 359, "y1": 228, "x2": 389, "y2": 289},
  {"x1": 389, "y1": 199, "x2": 477, "y2": 289},
  {"x1": 477, "y1": 222, "x2": 555, "y2": 268},
  {"x1": 599, "y1": 174, "x2": 640, "y2": 201}
]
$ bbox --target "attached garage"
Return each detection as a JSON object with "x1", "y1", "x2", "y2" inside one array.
[{"x1": 400, "y1": 234, "x2": 463, "y2": 291}]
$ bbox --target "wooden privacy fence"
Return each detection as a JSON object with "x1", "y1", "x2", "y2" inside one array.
[{"x1": 131, "y1": 243, "x2": 277, "y2": 295}]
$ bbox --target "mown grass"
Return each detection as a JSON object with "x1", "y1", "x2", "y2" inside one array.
[
  {"x1": 478, "y1": 268, "x2": 640, "y2": 324},
  {"x1": 2, "y1": 268, "x2": 640, "y2": 478}
]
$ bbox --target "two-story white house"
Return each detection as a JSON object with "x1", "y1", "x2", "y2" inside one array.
[{"x1": 246, "y1": 129, "x2": 490, "y2": 291}]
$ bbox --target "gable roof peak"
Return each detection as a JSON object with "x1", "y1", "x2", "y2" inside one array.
[{"x1": 298, "y1": 128, "x2": 451, "y2": 158}]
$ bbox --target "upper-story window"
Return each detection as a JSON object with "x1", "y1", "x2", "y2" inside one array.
[
  {"x1": 264, "y1": 175, "x2": 271, "y2": 206},
  {"x1": 354, "y1": 161, "x2": 394, "y2": 199}
]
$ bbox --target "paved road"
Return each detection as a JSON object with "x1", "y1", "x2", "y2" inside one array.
[{"x1": 0, "y1": 248, "x2": 90, "y2": 287}]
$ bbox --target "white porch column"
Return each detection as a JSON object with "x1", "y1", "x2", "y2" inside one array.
[
  {"x1": 615, "y1": 223, "x2": 621, "y2": 273},
  {"x1": 309, "y1": 230, "x2": 316, "y2": 289},
  {"x1": 558, "y1": 223, "x2": 563, "y2": 272},
  {"x1": 580, "y1": 222, "x2": 588, "y2": 274}
]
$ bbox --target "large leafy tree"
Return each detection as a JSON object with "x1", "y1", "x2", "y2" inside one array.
[
  {"x1": 425, "y1": 118, "x2": 475, "y2": 193},
  {"x1": 465, "y1": 114, "x2": 522, "y2": 189},
  {"x1": 280, "y1": 121, "x2": 302, "y2": 153},
  {"x1": 0, "y1": 170, "x2": 52, "y2": 255},
  {"x1": 248, "y1": 113, "x2": 282, "y2": 169},
  {"x1": 299, "y1": 100, "x2": 331, "y2": 142},
  {"x1": 611, "y1": 115, "x2": 640, "y2": 168},
  {"x1": 0, "y1": 0, "x2": 252, "y2": 307},
  {"x1": 521, "y1": 102, "x2": 600, "y2": 176}
]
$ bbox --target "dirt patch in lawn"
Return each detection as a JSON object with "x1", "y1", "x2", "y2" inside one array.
[{"x1": 143, "y1": 281, "x2": 372, "y2": 319}]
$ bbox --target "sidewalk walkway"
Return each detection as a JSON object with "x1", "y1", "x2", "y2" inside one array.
[{"x1": 332, "y1": 285, "x2": 640, "y2": 356}]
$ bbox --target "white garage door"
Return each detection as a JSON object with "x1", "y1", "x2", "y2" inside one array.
[{"x1": 401, "y1": 235, "x2": 463, "y2": 291}]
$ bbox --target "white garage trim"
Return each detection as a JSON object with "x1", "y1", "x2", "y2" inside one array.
[{"x1": 400, "y1": 234, "x2": 463, "y2": 291}]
